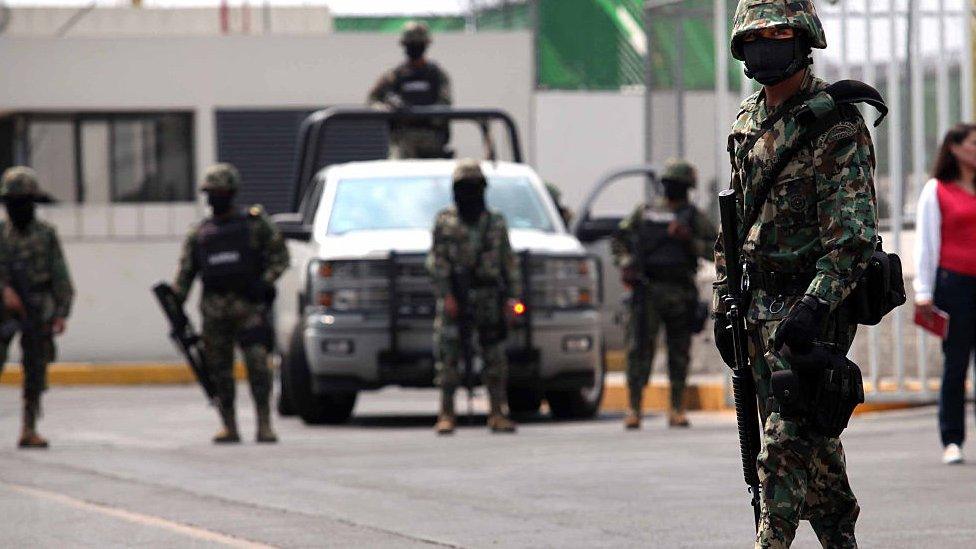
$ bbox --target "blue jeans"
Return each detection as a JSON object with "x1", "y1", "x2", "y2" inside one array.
[{"x1": 934, "y1": 268, "x2": 976, "y2": 447}]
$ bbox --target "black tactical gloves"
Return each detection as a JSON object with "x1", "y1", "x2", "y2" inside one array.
[
  {"x1": 774, "y1": 295, "x2": 828, "y2": 355},
  {"x1": 713, "y1": 313, "x2": 736, "y2": 366}
]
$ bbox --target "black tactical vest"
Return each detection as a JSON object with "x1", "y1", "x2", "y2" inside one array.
[
  {"x1": 637, "y1": 208, "x2": 696, "y2": 273},
  {"x1": 195, "y1": 212, "x2": 260, "y2": 294},
  {"x1": 393, "y1": 63, "x2": 442, "y2": 106}
]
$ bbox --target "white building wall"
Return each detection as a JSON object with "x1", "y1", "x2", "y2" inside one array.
[{"x1": 0, "y1": 32, "x2": 533, "y2": 362}]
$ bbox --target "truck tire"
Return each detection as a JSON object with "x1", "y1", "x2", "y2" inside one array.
[
  {"x1": 545, "y1": 344, "x2": 606, "y2": 420},
  {"x1": 277, "y1": 357, "x2": 296, "y2": 417},
  {"x1": 507, "y1": 387, "x2": 543, "y2": 417},
  {"x1": 284, "y1": 325, "x2": 357, "y2": 425}
]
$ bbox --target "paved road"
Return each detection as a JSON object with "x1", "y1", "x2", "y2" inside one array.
[{"x1": 0, "y1": 385, "x2": 972, "y2": 548}]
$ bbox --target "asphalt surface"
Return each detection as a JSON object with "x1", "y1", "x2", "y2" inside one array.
[{"x1": 0, "y1": 385, "x2": 972, "y2": 548}]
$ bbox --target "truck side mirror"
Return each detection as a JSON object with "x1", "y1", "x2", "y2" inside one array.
[
  {"x1": 575, "y1": 216, "x2": 622, "y2": 243},
  {"x1": 272, "y1": 213, "x2": 312, "y2": 242}
]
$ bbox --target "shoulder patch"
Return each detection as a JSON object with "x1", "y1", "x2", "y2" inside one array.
[{"x1": 818, "y1": 121, "x2": 858, "y2": 148}]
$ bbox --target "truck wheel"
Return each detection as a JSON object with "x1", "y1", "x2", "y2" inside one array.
[
  {"x1": 285, "y1": 325, "x2": 357, "y2": 425},
  {"x1": 508, "y1": 387, "x2": 543, "y2": 417},
  {"x1": 277, "y1": 354, "x2": 296, "y2": 417},
  {"x1": 546, "y1": 344, "x2": 607, "y2": 420}
]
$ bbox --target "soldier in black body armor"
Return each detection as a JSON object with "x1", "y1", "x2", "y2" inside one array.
[
  {"x1": 368, "y1": 21, "x2": 454, "y2": 159},
  {"x1": 611, "y1": 160, "x2": 717, "y2": 429}
]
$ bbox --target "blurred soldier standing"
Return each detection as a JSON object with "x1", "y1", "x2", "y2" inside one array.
[
  {"x1": 368, "y1": 21, "x2": 453, "y2": 159},
  {"x1": 0, "y1": 167, "x2": 74, "y2": 449},
  {"x1": 427, "y1": 159, "x2": 520, "y2": 435},
  {"x1": 713, "y1": 1, "x2": 878, "y2": 547},
  {"x1": 174, "y1": 164, "x2": 289, "y2": 444},
  {"x1": 611, "y1": 160, "x2": 716, "y2": 430}
]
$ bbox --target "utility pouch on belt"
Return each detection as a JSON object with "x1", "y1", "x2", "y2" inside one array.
[
  {"x1": 773, "y1": 345, "x2": 865, "y2": 437},
  {"x1": 844, "y1": 238, "x2": 907, "y2": 326}
]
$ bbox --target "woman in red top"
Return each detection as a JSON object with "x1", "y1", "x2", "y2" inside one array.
[{"x1": 915, "y1": 123, "x2": 976, "y2": 464}]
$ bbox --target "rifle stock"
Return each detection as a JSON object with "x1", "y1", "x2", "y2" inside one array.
[
  {"x1": 152, "y1": 282, "x2": 219, "y2": 403},
  {"x1": 718, "y1": 189, "x2": 763, "y2": 530},
  {"x1": 450, "y1": 269, "x2": 477, "y2": 420}
]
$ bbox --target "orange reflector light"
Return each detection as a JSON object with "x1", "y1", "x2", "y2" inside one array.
[
  {"x1": 579, "y1": 290, "x2": 592, "y2": 305},
  {"x1": 578, "y1": 261, "x2": 590, "y2": 275},
  {"x1": 513, "y1": 301, "x2": 527, "y2": 316},
  {"x1": 318, "y1": 262, "x2": 333, "y2": 278},
  {"x1": 318, "y1": 292, "x2": 333, "y2": 307}
]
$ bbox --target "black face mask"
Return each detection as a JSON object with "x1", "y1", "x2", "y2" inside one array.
[
  {"x1": 662, "y1": 180, "x2": 690, "y2": 203},
  {"x1": 5, "y1": 197, "x2": 35, "y2": 231},
  {"x1": 207, "y1": 193, "x2": 235, "y2": 217},
  {"x1": 405, "y1": 43, "x2": 427, "y2": 61},
  {"x1": 742, "y1": 36, "x2": 811, "y2": 86},
  {"x1": 453, "y1": 181, "x2": 486, "y2": 225}
]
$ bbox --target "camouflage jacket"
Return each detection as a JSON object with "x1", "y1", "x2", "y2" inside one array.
[
  {"x1": 0, "y1": 219, "x2": 74, "y2": 320},
  {"x1": 367, "y1": 60, "x2": 453, "y2": 108},
  {"x1": 714, "y1": 72, "x2": 878, "y2": 321},
  {"x1": 427, "y1": 208, "x2": 521, "y2": 300},
  {"x1": 611, "y1": 199, "x2": 716, "y2": 280},
  {"x1": 174, "y1": 205, "x2": 290, "y2": 302}
]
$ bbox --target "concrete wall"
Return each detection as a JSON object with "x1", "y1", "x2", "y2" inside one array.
[{"x1": 0, "y1": 32, "x2": 532, "y2": 362}]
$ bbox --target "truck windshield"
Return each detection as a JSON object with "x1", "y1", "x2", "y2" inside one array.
[{"x1": 327, "y1": 175, "x2": 555, "y2": 235}]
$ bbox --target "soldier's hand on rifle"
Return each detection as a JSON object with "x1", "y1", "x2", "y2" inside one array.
[
  {"x1": 50, "y1": 317, "x2": 66, "y2": 335},
  {"x1": 621, "y1": 266, "x2": 638, "y2": 288},
  {"x1": 2, "y1": 286, "x2": 24, "y2": 316},
  {"x1": 444, "y1": 294, "x2": 459, "y2": 320},
  {"x1": 668, "y1": 220, "x2": 692, "y2": 241},
  {"x1": 774, "y1": 295, "x2": 828, "y2": 356}
]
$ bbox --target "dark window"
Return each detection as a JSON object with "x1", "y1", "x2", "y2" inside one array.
[{"x1": 0, "y1": 112, "x2": 194, "y2": 204}]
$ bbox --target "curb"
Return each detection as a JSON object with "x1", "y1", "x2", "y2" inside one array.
[{"x1": 0, "y1": 362, "x2": 927, "y2": 416}]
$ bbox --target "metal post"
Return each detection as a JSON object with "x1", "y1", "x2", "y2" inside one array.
[
  {"x1": 714, "y1": 0, "x2": 730, "y2": 194},
  {"x1": 675, "y1": 11, "x2": 686, "y2": 158},
  {"x1": 909, "y1": 0, "x2": 926, "y2": 393},
  {"x1": 963, "y1": 0, "x2": 974, "y2": 121},
  {"x1": 839, "y1": 0, "x2": 850, "y2": 80},
  {"x1": 937, "y1": 0, "x2": 950, "y2": 138},
  {"x1": 864, "y1": 0, "x2": 880, "y2": 387},
  {"x1": 887, "y1": 0, "x2": 904, "y2": 394},
  {"x1": 644, "y1": 3, "x2": 654, "y2": 164}
]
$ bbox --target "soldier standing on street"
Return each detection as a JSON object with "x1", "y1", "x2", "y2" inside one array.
[
  {"x1": 368, "y1": 21, "x2": 453, "y2": 159},
  {"x1": 427, "y1": 159, "x2": 520, "y2": 435},
  {"x1": 611, "y1": 160, "x2": 716, "y2": 430},
  {"x1": 0, "y1": 167, "x2": 74, "y2": 449},
  {"x1": 713, "y1": 2, "x2": 878, "y2": 547},
  {"x1": 173, "y1": 164, "x2": 289, "y2": 444}
]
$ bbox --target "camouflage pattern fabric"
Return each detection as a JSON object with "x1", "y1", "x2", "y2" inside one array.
[
  {"x1": 661, "y1": 158, "x2": 698, "y2": 187},
  {"x1": 714, "y1": 71, "x2": 876, "y2": 549},
  {"x1": 427, "y1": 208, "x2": 521, "y2": 412},
  {"x1": 173, "y1": 206, "x2": 289, "y2": 409},
  {"x1": 200, "y1": 163, "x2": 240, "y2": 192},
  {"x1": 612, "y1": 200, "x2": 716, "y2": 412},
  {"x1": 731, "y1": 0, "x2": 827, "y2": 60},
  {"x1": 0, "y1": 219, "x2": 74, "y2": 398},
  {"x1": 0, "y1": 167, "x2": 42, "y2": 198}
]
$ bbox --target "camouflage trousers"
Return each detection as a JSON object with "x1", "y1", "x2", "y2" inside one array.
[
  {"x1": 200, "y1": 293, "x2": 273, "y2": 410},
  {"x1": 0, "y1": 329, "x2": 55, "y2": 399},
  {"x1": 390, "y1": 127, "x2": 448, "y2": 159},
  {"x1": 433, "y1": 296, "x2": 509, "y2": 415},
  {"x1": 625, "y1": 280, "x2": 695, "y2": 412},
  {"x1": 750, "y1": 318, "x2": 859, "y2": 549}
]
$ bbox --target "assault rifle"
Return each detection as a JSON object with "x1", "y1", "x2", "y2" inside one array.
[
  {"x1": 449, "y1": 267, "x2": 477, "y2": 421},
  {"x1": 718, "y1": 189, "x2": 762, "y2": 530},
  {"x1": 152, "y1": 282, "x2": 219, "y2": 404},
  {"x1": 629, "y1": 229, "x2": 650, "y2": 373}
]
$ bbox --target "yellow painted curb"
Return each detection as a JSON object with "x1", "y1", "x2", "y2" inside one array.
[{"x1": 0, "y1": 362, "x2": 249, "y2": 386}]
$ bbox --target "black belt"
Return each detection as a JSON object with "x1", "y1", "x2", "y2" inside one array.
[{"x1": 746, "y1": 269, "x2": 815, "y2": 295}]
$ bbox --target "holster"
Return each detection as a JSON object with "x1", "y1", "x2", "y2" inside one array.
[
  {"x1": 843, "y1": 239, "x2": 907, "y2": 326},
  {"x1": 770, "y1": 345, "x2": 865, "y2": 438}
]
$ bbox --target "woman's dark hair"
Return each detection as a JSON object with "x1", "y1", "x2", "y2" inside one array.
[{"x1": 933, "y1": 123, "x2": 976, "y2": 182}]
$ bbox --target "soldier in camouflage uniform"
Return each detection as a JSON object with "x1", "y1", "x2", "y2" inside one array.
[
  {"x1": 0, "y1": 167, "x2": 74, "y2": 449},
  {"x1": 427, "y1": 159, "x2": 520, "y2": 435},
  {"x1": 174, "y1": 164, "x2": 289, "y2": 444},
  {"x1": 611, "y1": 159, "x2": 716, "y2": 430},
  {"x1": 368, "y1": 21, "x2": 453, "y2": 159},
  {"x1": 713, "y1": 2, "x2": 878, "y2": 547}
]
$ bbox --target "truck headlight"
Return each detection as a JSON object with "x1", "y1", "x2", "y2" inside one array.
[
  {"x1": 318, "y1": 289, "x2": 361, "y2": 310},
  {"x1": 562, "y1": 335, "x2": 593, "y2": 353}
]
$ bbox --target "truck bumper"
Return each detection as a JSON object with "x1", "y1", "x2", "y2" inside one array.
[{"x1": 302, "y1": 309, "x2": 601, "y2": 393}]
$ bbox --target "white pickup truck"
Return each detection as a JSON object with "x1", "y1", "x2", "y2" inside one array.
[{"x1": 274, "y1": 107, "x2": 605, "y2": 424}]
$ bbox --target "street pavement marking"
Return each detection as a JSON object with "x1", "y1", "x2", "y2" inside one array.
[{"x1": 3, "y1": 481, "x2": 278, "y2": 549}]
